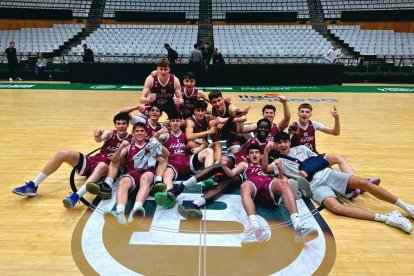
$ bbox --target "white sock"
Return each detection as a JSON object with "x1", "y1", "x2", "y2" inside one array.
[
  {"x1": 33, "y1": 172, "x2": 47, "y2": 187},
  {"x1": 290, "y1": 213, "x2": 301, "y2": 230},
  {"x1": 193, "y1": 197, "x2": 206, "y2": 207},
  {"x1": 105, "y1": 177, "x2": 114, "y2": 188},
  {"x1": 395, "y1": 199, "x2": 408, "y2": 211},
  {"x1": 77, "y1": 184, "x2": 87, "y2": 197},
  {"x1": 116, "y1": 204, "x2": 125, "y2": 213},
  {"x1": 182, "y1": 176, "x2": 197, "y2": 188},
  {"x1": 132, "y1": 201, "x2": 143, "y2": 212},
  {"x1": 248, "y1": 215, "x2": 260, "y2": 229},
  {"x1": 374, "y1": 213, "x2": 389, "y2": 223},
  {"x1": 154, "y1": 175, "x2": 162, "y2": 183}
]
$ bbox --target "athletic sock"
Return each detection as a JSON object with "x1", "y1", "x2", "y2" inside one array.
[
  {"x1": 182, "y1": 176, "x2": 197, "y2": 188},
  {"x1": 132, "y1": 201, "x2": 143, "y2": 212},
  {"x1": 105, "y1": 177, "x2": 114, "y2": 188},
  {"x1": 154, "y1": 175, "x2": 162, "y2": 183},
  {"x1": 193, "y1": 197, "x2": 206, "y2": 207},
  {"x1": 33, "y1": 172, "x2": 47, "y2": 187},
  {"x1": 77, "y1": 184, "x2": 87, "y2": 197},
  {"x1": 395, "y1": 198, "x2": 408, "y2": 211},
  {"x1": 116, "y1": 204, "x2": 126, "y2": 213},
  {"x1": 374, "y1": 213, "x2": 389, "y2": 223},
  {"x1": 290, "y1": 213, "x2": 301, "y2": 230},
  {"x1": 249, "y1": 215, "x2": 260, "y2": 229}
]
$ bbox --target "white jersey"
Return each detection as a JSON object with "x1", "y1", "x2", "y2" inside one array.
[{"x1": 325, "y1": 48, "x2": 341, "y2": 63}]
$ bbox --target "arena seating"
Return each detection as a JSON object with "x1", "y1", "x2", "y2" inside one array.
[
  {"x1": 103, "y1": 0, "x2": 199, "y2": 20},
  {"x1": 321, "y1": 0, "x2": 414, "y2": 19},
  {"x1": 212, "y1": 0, "x2": 309, "y2": 20},
  {"x1": 0, "y1": 0, "x2": 91, "y2": 17},
  {"x1": 0, "y1": 24, "x2": 84, "y2": 60},
  {"x1": 328, "y1": 25, "x2": 414, "y2": 66}
]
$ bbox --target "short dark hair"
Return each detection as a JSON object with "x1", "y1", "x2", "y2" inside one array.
[
  {"x1": 149, "y1": 104, "x2": 163, "y2": 114},
  {"x1": 246, "y1": 143, "x2": 262, "y2": 154},
  {"x1": 169, "y1": 112, "x2": 182, "y2": 120},
  {"x1": 257, "y1": 118, "x2": 271, "y2": 128},
  {"x1": 113, "y1": 112, "x2": 130, "y2": 124},
  {"x1": 208, "y1": 90, "x2": 222, "y2": 101},
  {"x1": 274, "y1": 132, "x2": 290, "y2": 142},
  {"x1": 298, "y1": 103, "x2": 313, "y2": 111},
  {"x1": 133, "y1": 122, "x2": 147, "y2": 131},
  {"x1": 82, "y1": 43, "x2": 87, "y2": 47},
  {"x1": 164, "y1": 43, "x2": 170, "y2": 48},
  {"x1": 262, "y1": 104, "x2": 276, "y2": 113},
  {"x1": 183, "y1": 71, "x2": 196, "y2": 80},
  {"x1": 194, "y1": 99, "x2": 208, "y2": 111}
]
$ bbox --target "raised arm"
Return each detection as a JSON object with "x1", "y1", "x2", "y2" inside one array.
[
  {"x1": 111, "y1": 140, "x2": 129, "y2": 164},
  {"x1": 94, "y1": 129, "x2": 112, "y2": 143},
  {"x1": 320, "y1": 106, "x2": 340, "y2": 136},
  {"x1": 262, "y1": 142, "x2": 276, "y2": 173},
  {"x1": 173, "y1": 77, "x2": 184, "y2": 106},
  {"x1": 197, "y1": 90, "x2": 211, "y2": 104},
  {"x1": 276, "y1": 96, "x2": 291, "y2": 131},
  {"x1": 221, "y1": 158, "x2": 247, "y2": 178}
]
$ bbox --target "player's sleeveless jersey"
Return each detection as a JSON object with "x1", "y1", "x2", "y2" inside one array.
[
  {"x1": 164, "y1": 131, "x2": 187, "y2": 156},
  {"x1": 180, "y1": 87, "x2": 199, "y2": 119},
  {"x1": 126, "y1": 142, "x2": 148, "y2": 171},
  {"x1": 291, "y1": 121, "x2": 317, "y2": 152},
  {"x1": 244, "y1": 163, "x2": 272, "y2": 182},
  {"x1": 146, "y1": 120, "x2": 162, "y2": 138},
  {"x1": 267, "y1": 123, "x2": 281, "y2": 142},
  {"x1": 188, "y1": 115, "x2": 208, "y2": 140},
  {"x1": 212, "y1": 102, "x2": 230, "y2": 118},
  {"x1": 99, "y1": 131, "x2": 133, "y2": 157},
  {"x1": 151, "y1": 74, "x2": 176, "y2": 106}
]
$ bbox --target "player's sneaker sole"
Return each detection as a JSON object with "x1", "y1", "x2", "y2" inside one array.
[
  {"x1": 86, "y1": 182, "x2": 112, "y2": 199},
  {"x1": 178, "y1": 204, "x2": 203, "y2": 220},
  {"x1": 154, "y1": 192, "x2": 176, "y2": 208}
]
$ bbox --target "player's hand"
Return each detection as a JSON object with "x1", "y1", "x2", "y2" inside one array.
[
  {"x1": 330, "y1": 106, "x2": 339, "y2": 119},
  {"x1": 265, "y1": 142, "x2": 275, "y2": 152},
  {"x1": 277, "y1": 95, "x2": 287, "y2": 103},
  {"x1": 209, "y1": 126, "x2": 217, "y2": 134},
  {"x1": 220, "y1": 156, "x2": 229, "y2": 166},
  {"x1": 138, "y1": 104, "x2": 145, "y2": 113},
  {"x1": 148, "y1": 93, "x2": 156, "y2": 103},
  {"x1": 288, "y1": 124, "x2": 299, "y2": 135},
  {"x1": 94, "y1": 129, "x2": 103, "y2": 138},
  {"x1": 120, "y1": 140, "x2": 130, "y2": 148},
  {"x1": 173, "y1": 97, "x2": 181, "y2": 105},
  {"x1": 224, "y1": 97, "x2": 232, "y2": 105},
  {"x1": 158, "y1": 127, "x2": 169, "y2": 134},
  {"x1": 150, "y1": 70, "x2": 158, "y2": 78},
  {"x1": 299, "y1": 170, "x2": 308, "y2": 178}
]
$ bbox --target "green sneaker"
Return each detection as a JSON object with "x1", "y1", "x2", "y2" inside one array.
[
  {"x1": 202, "y1": 178, "x2": 216, "y2": 191},
  {"x1": 128, "y1": 206, "x2": 145, "y2": 223},
  {"x1": 178, "y1": 202, "x2": 203, "y2": 220},
  {"x1": 154, "y1": 192, "x2": 176, "y2": 208},
  {"x1": 86, "y1": 181, "x2": 112, "y2": 199}
]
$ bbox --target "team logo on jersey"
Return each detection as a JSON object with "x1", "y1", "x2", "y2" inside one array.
[{"x1": 71, "y1": 189, "x2": 336, "y2": 274}]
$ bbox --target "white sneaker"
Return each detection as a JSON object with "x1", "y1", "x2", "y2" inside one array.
[
  {"x1": 9, "y1": 78, "x2": 13, "y2": 81},
  {"x1": 405, "y1": 204, "x2": 414, "y2": 219},
  {"x1": 241, "y1": 227, "x2": 270, "y2": 246},
  {"x1": 104, "y1": 211, "x2": 127, "y2": 224},
  {"x1": 127, "y1": 206, "x2": 145, "y2": 223},
  {"x1": 294, "y1": 222, "x2": 319, "y2": 243},
  {"x1": 386, "y1": 211, "x2": 412, "y2": 233},
  {"x1": 16, "y1": 77, "x2": 22, "y2": 81}
]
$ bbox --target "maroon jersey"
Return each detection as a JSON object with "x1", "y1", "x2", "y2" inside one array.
[
  {"x1": 99, "y1": 130, "x2": 133, "y2": 158},
  {"x1": 244, "y1": 163, "x2": 272, "y2": 183},
  {"x1": 163, "y1": 131, "x2": 187, "y2": 156},
  {"x1": 131, "y1": 115, "x2": 162, "y2": 138},
  {"x1": 180, "y1": 87, "x2": 199, "y2": 119},
  {"x1": 234, "y1": 137, "x2": 268, "y2": 165},
  {"x1": 267, "y1": 123, "x2": 280, "y2": 142},
  {"x1": 211, "y1": 102, "x2": 231, "y2": 118},
  {"x1": 291, "y1": 121, "x2": 317, "y2": 153},
  {"x1": 187, "y1": 115, "x2": 209, "y2": 140},
  {"x1": 126, "y1": 142, "x2": 149, "y2": 171}
]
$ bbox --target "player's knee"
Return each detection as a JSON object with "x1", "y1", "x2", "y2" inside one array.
[
  {"x1": 327, "y1": 201, "x2": 346, "y2": 215},
  {"x1": 240, "y1": 181, "x2": 251, "y2": 194}
]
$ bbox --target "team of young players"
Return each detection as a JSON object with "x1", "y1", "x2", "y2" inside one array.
[{"x1": 12, "y1": 59, "x2": 414, "y2": 246}]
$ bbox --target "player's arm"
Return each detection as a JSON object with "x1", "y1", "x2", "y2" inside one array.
[
  {"x1": 154, "y1": 127, "x2": 169, "y2": 142},
  {"x1": 221, "y1": 159, "x2": 247, "y2": 178},
  {"x1": 140, "y1": 76, "x2": 155, "y2": 104},
  {"x1": 161, "y1": 145, "x2": 170, "y2": 158},
  {"x1": 276, "y1": 96, "x2": 291, "y2": 131},
  {"x1": 111, "y1": 140, "x2": 129, "y2": 164},
  {"x1": 173, "y1": 77, "x2": 184, "y2": 106},
  {"x1": 94, "y1": 129, "x2": 112, "y2": 142},
  {"x1": 238, "y1": 123, "x2": 256, "y2": 133},
  {"x1": 185, "y1": 118, "x2": 215, "y2": 141},
  {"x1": 119, "y1": 104, "x2": 141, "y2": 114},
  {"x1": 197, "y1": 90, "x2": 211, "y2": 104},
  {"x1": 262, "y1": 142, "x2": 276, "y2": 173},
  {"x1": 319, "y1": 106, "x2": 340, "y2": 136}
]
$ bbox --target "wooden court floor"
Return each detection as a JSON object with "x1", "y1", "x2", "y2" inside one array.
[{"x1": 0, "y1": 86, "x2": 414, "y2": 275}]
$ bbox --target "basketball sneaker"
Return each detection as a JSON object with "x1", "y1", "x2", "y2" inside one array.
[
  {"x1": 359, "y1": 177, "x2": 381, "y2": 194},
  {"x1": 202, "y1": 178, "x2": 216, "y2": 191},
  {"x1": 294, "y1": 222, "x2": 319, "y2": 243},
  {"x1": 154, "y1": 192, "x2": 176, "y2": 208},
  {"x1": 241, "y1": 227, "x2": 271, "y2": 246},
  {"x1": 12, "y1": 181, "x2": 38, "y2": 197},
  {"x1": 128, "y1": 206, "x2": 145, "y2": 223},
  {"x1": 62, "y1": 193, "x2": 80, "y2": 208},
  {"x1": 385, "y1": 211, "x2": 412, "y2": 233},
  {"x1": 166, "y1": 183, "x2": 186, "y2": 201},
  {"x1": 104, "y1": 211, "x2": 127, "y2": 225},
  {"x1": 86, "y1": 181, "x2": 112, "y2": 199},
  {"x1": 406, "y1": 204, "x2": 414, "y2": 219},
  {"x1": 149, "y1": 182, "x2": 167, "y2": 196},
  {"x1": 178, "y1": 201, "x2": 203, "y2": 220}
]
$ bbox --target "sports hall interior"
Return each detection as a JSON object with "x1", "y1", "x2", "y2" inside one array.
[{"x1": 1, "y1": 0, "x2": 414, "y2": 275}]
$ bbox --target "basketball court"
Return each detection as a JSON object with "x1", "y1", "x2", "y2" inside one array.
[{"x1": 1, "y1": 82, "x2": 413, "y2": 275}]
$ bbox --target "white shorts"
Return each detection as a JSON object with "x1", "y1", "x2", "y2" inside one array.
[{"x1": 310, "y1": 169, "x2": 352, "y2": 204}]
